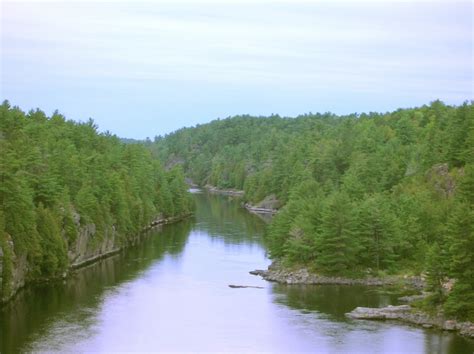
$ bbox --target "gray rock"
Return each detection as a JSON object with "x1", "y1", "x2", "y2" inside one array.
[
  {"x1": 346, "y1": 305, "x2": 474, "y2": 338},
  {"x1": 443, "y1": 320, "x2": 456, "y2": 331},
  {"x1": 346, "y1": 305, "x2": 412, "y2": 320},
  {"x1": 252, "y1": 261, "x2": 399, "y2": 286}
]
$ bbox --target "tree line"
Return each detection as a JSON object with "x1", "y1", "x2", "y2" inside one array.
[
  {"x1": 155, "y1": 100, "x2": 473, "y2": 321},
  {"x1": 0, "y1": 101, "x2": 193, "y2": 298}
]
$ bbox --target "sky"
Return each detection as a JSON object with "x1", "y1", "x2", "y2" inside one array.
[{"x1": 1, "y1": 0, "x2": 472, "y2": 139}]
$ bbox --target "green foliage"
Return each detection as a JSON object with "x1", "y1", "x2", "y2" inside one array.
[
  {"x1": 444, "y1": 201, "x2": 474, "y2": 320},
  {"x1": 354, "y1": 194, "x2": 397, "y2": 273},
  {"x1": 35, "y1": 204, "x2": 68, "y2": 277},
  {"x1": 156, "y1": 100, "x2": 474, "y2": 319},
  {"x1": 425, "y1": 243, "x2": 447, "y2": 304},
  {"x1": 0, "y1": 101, "x2": 192, "y2": 284},
  {"x1": 0, "y1": 211, "x2": 13, "y2": 299},
  {"x1": 315, "y1": 192, "x2": 356, "y2": 274}
]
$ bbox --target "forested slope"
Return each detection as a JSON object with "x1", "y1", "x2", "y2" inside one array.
[
  {"x1": 0, "y1": 101, "x2": 193, "y2": 302},
  {"x1": 155, "y1": 101, "x2": 474, "y2": 320}
]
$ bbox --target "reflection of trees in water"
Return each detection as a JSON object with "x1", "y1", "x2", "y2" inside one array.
[
  {"x1": 271, "y1": 284, "x2": 399, "y2": 320},
  {"x1": 193, "y1": 193, "x2": 266, "y2": 246},
  {"x1": 271, "y1": 284, "x2": 473, "y2": 353},
  {"x1": 1, "y1": 193, "x2": 266, "y2": 353},
  {"x1": 0, "y1": 220, "x2": 192, "y2": 353}
]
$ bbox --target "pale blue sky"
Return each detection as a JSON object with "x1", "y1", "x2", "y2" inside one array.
[{"x1": 1, "y1": 0, "x2": 472, "y2": 139}]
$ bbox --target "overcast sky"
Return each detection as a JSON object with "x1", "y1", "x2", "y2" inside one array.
[{"x1": 1, "y1": 0, "x2": 472, "y2": 139}]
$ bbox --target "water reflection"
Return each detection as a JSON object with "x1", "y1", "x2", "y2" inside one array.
[
  {"x1": 193, "y1": 192, "x2": 266, "y2": 245},
  {"x1": 0, "y1": 220, "x2": 192, "y2": 353},
  {"x1": 1, "y1": 193, "x2": 473, "y2": 353},
  {"x1": 272, "y1": 284, "x2": 397, "y2": 320}
]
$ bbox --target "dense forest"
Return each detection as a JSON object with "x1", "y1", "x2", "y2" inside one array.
[
  {"x1": 0, "y1": 101, "x2": 193, "y2": 301},
  {"x1": 155, "y1": 101, "x2": 474, "y2": 321}
]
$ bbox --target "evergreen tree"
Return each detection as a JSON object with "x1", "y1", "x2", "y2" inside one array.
[
  {"x1": 316, "y1": 192, "x2": 356, "y2": 274},
  {"x1": 355, "y1": 194, "x2": 397, "y2": 272},
  {"x1": 444, "y1": 202, "x2": 474, "y2": 320}
]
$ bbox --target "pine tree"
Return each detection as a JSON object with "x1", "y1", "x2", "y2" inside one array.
[
  {"x1": 355, "y1": 194, "x2": 397, "y2": 273},
  {"x1": 425, "y1": 243, "x2": 448, "y2": 304},
  {"x1": 444, "y1": 201, "x2": 474, "y2": 320},
  {"x1": 316, "y1": 192, "x2": 356, "y2": 274},
  {"x1": 443, "y1": 163, "x2": 474, "y2": 320}
]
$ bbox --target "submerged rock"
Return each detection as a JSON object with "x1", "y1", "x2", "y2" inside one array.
[{"x1": 228, "y1": 285, "x2": 264, "y2": 289}]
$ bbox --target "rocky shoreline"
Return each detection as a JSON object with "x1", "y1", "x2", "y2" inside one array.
[
  {"x1": 251, "y1": 261, "x2": 474, "y2": 339},
  {"x1": 243, "y1": 194, "x2": 280, "y2": 216},
  {"x1": 1, "y1": 213, "x2": 191, "y2": 305},
  {"x1": 204, "y1": 185, "x2": 244, "y2": 196},
  {"x1": 250, "y1": 262, "x2": 425, "y2": 288},
  {"x1": 243, "y1": 203, "x2": 278, "y2": 215},
  {"x1": 346, "y1": 305, "x2": 474, "y2": 338}
]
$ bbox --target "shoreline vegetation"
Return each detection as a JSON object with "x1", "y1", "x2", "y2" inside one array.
[
  {"x1": 203, "y1": 184, "x2": 244, "y2": 197},
  {"x1": 0, "y1": 213, "x2": 184, "y2": 304},
  {"x1": 249, "y1": 261, "x2": 424, "y2": 287},
  {"x1": 155, "y1": 101, "x2": 473, "y2": 328},
  {"x1": 2, "y1": 210, "x2": 193, "y2": 307},
  {"x1": 199, "y1": 184, "x2": 474, "y2": 338},
  {"x1": 69, "y1": 212, "x2": 192, "y2": 271},
  {"x1": 0, "y1": 102, "x2": 194, "y2": 305},
  {"x1": 202, "y1": 185, "x2": 279, "y2": 215}
]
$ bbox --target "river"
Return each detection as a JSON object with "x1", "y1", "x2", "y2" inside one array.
[{"x1": 1, "y1": 192, "x2": 473, "y2": 353}]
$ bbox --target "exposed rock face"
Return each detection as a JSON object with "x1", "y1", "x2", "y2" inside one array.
[
  {"x1": 250, "y1": 262, "x2": 425, "y2": 288},
  {"x1": 244, "y1": 194, "x2": 280, "y2": 215},
  {"x1": 1, "y1": 211, "x2": 188, "y2": 304},
  {"x1": 346, "y1": 305, "x2": 474, "y2": 338},
  {"x1": 1, "y1": 234, "x2": 29, "y2": 303},
  {"x1": 425, "y1": 162, "x2": 461, "y2": 198},
  {"x1": 68, "y1": 223, "x2": 120, "y2": 269}
]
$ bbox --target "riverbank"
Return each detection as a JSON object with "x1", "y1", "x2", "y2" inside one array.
[
  {"x1": 250, "y1": 261, "x2": 425, "y2": 288},
  {"x1": 1, "y1": 213, "x2": 192, "y2": 305},
  {"x1": 251, "y1": 261, "x2": 474, "y2": 339},
  {"x1": 346, "y1": 305, "x2": 474, "y2": 338},
  {"x1": 69, "y1": 213, "x2": 192, "y2": 270},
  {"x1": 243, "y1": 194, "x2": 280, "y2": 216},
  {"x1": 202, "y1": 186, "x2": 279, "y2": 217},
  {"x1": 204, "y1": 185, "x2": 244, "y2": 196}
]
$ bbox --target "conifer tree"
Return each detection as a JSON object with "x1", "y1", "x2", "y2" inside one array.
[{"x1": 316, "y1": 192, "x2": 356, "y2": 274}]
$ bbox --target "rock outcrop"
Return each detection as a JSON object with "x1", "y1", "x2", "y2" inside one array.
[
  {"x1": 250, "y1": 262, "x2": 425, "y2": 288},
  {"x1": 244, "y1": 194, "x2": 280, "y2": 215},
  {"x1": 0, "y1": 234, "x2": 29, "y2": 304},
  {"x1": 1, "y1": 211, "x2": 189, "y2": 304},
  {"x1": 346, "y1": 305, "x2": 474, "y2": 338}
]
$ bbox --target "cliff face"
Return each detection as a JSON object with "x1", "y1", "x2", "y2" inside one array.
[
  {"x1": 67, "y1": 222, "x2": 120, "y2": 269},
  {"x1": 0, "y1": 211, "x2": 182, "y2": 304},
  {"x1": 0, "y1": 235, "x2": 29, "y2": 303}
]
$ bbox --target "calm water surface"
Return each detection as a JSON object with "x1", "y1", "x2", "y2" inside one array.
[{"x1": 1, "y1": 192, "x2": 473, "y2": 353}]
